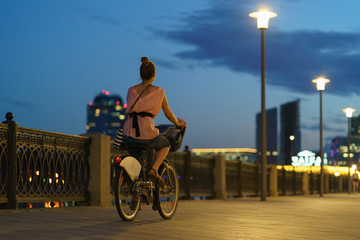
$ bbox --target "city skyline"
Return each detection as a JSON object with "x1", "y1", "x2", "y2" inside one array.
[{"x1": 1, "y1": 0, "x2": 360, "y2": 151}]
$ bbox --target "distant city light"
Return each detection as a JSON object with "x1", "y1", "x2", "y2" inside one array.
[
  {"x1": 89, "y1": 101, "x2": 93, "y2": 106},
  {"x1": 95, "y1": 109, "x2": 100, "y2": 117},
  {"x1": 291, "y1": 150, "x2": 328, "y2": 167},
  {"x1": 105, "y1": 91, "x2": 109, "y2": 96},
  {"x1": 116, "y1": 101, "x2": 120, "y2": 105},
  {"x1": 101, "y1": 89, "x2": 105, "y2": 94},
  {"x1": 123, "y1": 104, "x2": 127, "y2": 108}
]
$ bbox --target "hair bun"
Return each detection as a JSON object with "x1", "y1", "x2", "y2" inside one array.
[{"x1": 141, "y1": 57, "x2": 150, "y2": 64}]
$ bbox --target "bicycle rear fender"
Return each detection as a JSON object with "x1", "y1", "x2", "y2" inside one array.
[{"x1": 118, "y1": 156, "x2": 142, "y2": 182}]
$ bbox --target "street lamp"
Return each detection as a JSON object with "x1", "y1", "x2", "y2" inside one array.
[
  {"x1": 343, "y1": 107, "x2": 355, "y2": 194},
  {"x1": 249, "y1": 9, "x2": 277, "y2": 201},
  {"x1": 312, "y1": 77, "x2": 330, "y2": 197}
]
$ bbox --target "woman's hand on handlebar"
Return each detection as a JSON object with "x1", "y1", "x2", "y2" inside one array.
[{"x1": 176, "y1": 118, "x2": 187, "y2": 129}]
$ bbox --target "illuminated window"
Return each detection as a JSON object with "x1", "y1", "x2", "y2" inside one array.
[
  {"x1": 89, "y1": 122, "x2": 96, "y2": 127},
  {"x1": 95, "y1": 109, "x2": 100, "y2": 117},
  {"x1": 111, "y1": 122, "x2": 121, "y2": 127},
  {"x1": 112, "y1": 112, "x2": 120, "y2": 117}
]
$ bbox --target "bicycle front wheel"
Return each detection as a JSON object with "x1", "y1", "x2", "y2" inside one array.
[
  {"x1": 158, "y1": 163, "x2": 179, "y2": 219},
  {"x1": 114, "y1": 168, "x2": 140, "y2": 221}
]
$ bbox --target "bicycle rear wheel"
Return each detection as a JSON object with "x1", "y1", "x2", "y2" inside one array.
[
  {"x1": 158, "y1": 163, "x2": 179, "y2": 219},
  {"x1": 114, "y1": 168, "x2": 140, "y2": 221}
]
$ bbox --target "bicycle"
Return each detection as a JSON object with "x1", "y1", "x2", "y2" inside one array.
[{"x1": 113, "y1": 125, "x2": 184, "y2": 221}]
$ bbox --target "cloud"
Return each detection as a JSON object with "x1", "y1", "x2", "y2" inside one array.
[
  {"x1": 153, "y1": 58, "x2": 179, "y2": 70},
  {"x1": 157, "y1": 1, "x2": 360, "y2": 96},
  {"x1": 301, "y1": 123, "x2": 345, "y2": 133},
  {"x1": 90, "y1": 14, "x2": 120, "y2": 26},
  {"x1": 0, "y1": 98, "x2": 35, "y2": 110}
]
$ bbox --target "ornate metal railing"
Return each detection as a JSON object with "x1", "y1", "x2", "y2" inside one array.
[
  {"x1": 308, "y1": 171, "x2": 320, "y2": 194},
  {"x1": 0, "y1": 124, "x2": 8, "y2": 203},
  {"x1": 278, "y1": 167, "x2": 304, "y2": 195},
  {"x1": 226, "y1": 160, "x2": 271, "y2": 197},
  {"x1": 0, "y1": 113, "x2": 90, "y2": 208}
]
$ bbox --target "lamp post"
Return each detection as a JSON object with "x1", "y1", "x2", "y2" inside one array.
[
  {"x1": 343, "y1": 107, "x2": 355, "y2": 194},
  {"x1": 312, "y1": 77, "x2": 330, "y2": 197},
  {"x1": 249, "y1": 9, "x2": 276, "y2": 201}
]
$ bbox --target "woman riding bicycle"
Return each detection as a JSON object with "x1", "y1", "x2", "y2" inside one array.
[{"x1": 123, "y1": 56, "x2": 186, "y2": 186}]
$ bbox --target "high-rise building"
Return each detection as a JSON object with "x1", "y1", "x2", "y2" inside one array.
[
  {"x1": 328, "y1": 136, "x2": 360, "y2": 166},
  {"x1": 256, "y1": 108, "x2": 278, "y2": 165},
  {"x1": 351, "y1": 115, "x2": 360, "y2": 137},
  {"x1": 86, "y1": 90, "x2": 127, "y2": 139},
  {"x1": 280, "y1": 100, "x2": 301, "y2": 165}
]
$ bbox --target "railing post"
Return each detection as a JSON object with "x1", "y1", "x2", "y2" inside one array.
[
  {"x1": 282, "y1": 166, "x2": 286, "y2": 195},
  {"x1": 302, "y1": 172, "x2": 309, "y2": 195},
  {"x1": 293, "y1": 168, "x2": 296, "y2": 195},
  {"x1": 255, "y1": 163, "x2": 260, "y2": 196},
  {"x1": 324, "y1": 173, "x2": 329, "y2": 194},
  {"x1": 3, "y1": 112, "x2": 18, "y2": 209},
  {"x1": 81, "y1": 132, "x2": 112, "y2": 206},
  {"x1": 214, "y1": 155, "x2": 226, "y2": 199},
  {"x1": 269, "y1": 165, "x2": 278, "y2": 197},
  {"x1": 237, "y1": 158, "x2": 242, "y2": 197},
  {"x1": 184, "y1": 146, "x2": 191, "y2": 200},
  {"x1": 338, "y1": 176, "x2": 343, "y2": 192},
  {"x1": 310, "y1": 170, "x2": 314, "y2": 194}
]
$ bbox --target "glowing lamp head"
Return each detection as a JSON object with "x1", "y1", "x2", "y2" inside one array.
[
  {"x1": 343, "y1": 107, "x2": 355, "y2": 118},
  {"x1": 249, "y1": 9, "x2": 277, "y2": 29},
  {"x1": 289, "y1": 135, "x2": 295, "y2": 141},
  {"x1": 115, "y1": 157, "x2": 121, "y2": 164},
  {"x1": 312, "y1": 77, "x2": 330, "y2": 91}
]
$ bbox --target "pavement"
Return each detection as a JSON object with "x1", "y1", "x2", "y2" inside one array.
[{"x1": 1, "y1": 193, "x2": 360, "y2": 240}]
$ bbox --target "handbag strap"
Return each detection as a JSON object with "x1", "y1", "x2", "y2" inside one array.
[
  {"x1": 122, "y1": 84, "x2": 152, "y2": 125},
  {"x1": 128, "y1": 84, "x2": 151, "y2": 113}
]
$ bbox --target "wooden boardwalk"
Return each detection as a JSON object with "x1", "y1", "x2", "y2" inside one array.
[{"x1": 1, "y1": 193, "x2": 360, "y2": 239}]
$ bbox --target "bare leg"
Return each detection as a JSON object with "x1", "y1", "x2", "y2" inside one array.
[{"x1": 151, "y1": 147, "x2": 170, "y2": 173}]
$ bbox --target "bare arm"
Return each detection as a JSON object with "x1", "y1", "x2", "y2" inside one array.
[{"x1": 162, "y1": 95, "x2": 186, "y2": 127}]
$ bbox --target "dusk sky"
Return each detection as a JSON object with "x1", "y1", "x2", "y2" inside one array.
[{"x1": 1, "y1": 0, "x2": 360, "y2": 151}]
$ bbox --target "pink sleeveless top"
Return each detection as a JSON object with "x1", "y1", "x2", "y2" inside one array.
[{"x1": 123, "y1": 86, "x2": 165, "y2": 139}]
